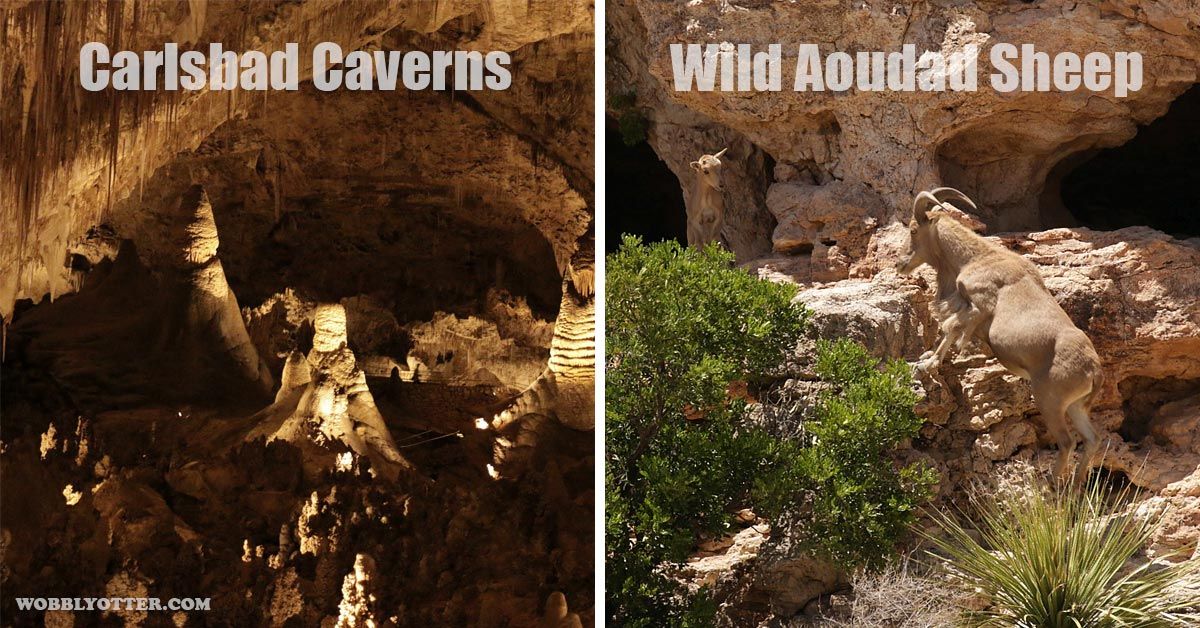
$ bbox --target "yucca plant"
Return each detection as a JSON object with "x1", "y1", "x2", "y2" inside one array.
[{"x1": 924, "y1": 476, "x2": 1199, "y2": 627}]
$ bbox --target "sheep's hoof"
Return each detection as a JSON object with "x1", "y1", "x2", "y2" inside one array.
[{"x1": 914, "y1": 357, "x2": 939, "y2": 373}]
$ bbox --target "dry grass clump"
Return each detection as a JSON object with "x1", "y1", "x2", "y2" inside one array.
[{"x1": 819, "y1": 558, "x2": 969, "y2": 627}]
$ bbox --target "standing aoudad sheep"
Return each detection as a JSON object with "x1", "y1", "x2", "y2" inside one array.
[
  {"x1": 687, "y1": 148, "x2": 727, "y2": 247},
  {"x1": 897, "y1": 187, "x2": 1104, "y2": 482}
]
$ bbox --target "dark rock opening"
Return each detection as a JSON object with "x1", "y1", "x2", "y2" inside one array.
[
  {"x1": 1118, "y1": 375, "x2": 1200, "y2": 444},
  {"x1": 604, "y1": 121, "x2": 687, "y2": 252},
  {"x1": 1058, "y1": 84, "x2": 1200, "y2": 238}
]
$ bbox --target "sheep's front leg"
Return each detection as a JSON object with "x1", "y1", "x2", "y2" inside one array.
[{"x1": 918, "y1": 311, "x2": 966, "y2": 372}]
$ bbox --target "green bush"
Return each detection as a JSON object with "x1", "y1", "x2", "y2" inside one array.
[
  {"x1": 606, "y1": 237, "x2": 934, "y2": 626},
  {"x1": 925, "y1": 477, "x2": 1200, "y2": 627},
  {"x1": 756, "y1": 339, "x2": 937, "y2": 569},
  {"x1": 608, "y1": 91, "x2": 648, "y2": 146}
]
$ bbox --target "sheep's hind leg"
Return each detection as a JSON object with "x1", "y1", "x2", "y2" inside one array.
[
  {"x1": 1034, "y1": 385, "x2": 1076, "y2": 482},
  {"x1": 954, "y1": 305, "x2": 987, "y2": 353},
  {"x1": 1067, "y1": 399, "x2": 1100, "y2": 484}
]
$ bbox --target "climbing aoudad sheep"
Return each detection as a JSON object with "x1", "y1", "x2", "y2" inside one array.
[
  {"x1": 897, "y1": 187, "x2": 1104, "y2": 482},
  {"x1": 687, "y1": 147, "x2": 728, "y2": 247}
]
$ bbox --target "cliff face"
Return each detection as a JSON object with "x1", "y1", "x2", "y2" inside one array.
[
  {"x1": 608, "y1": 0, "x2": 1199, "y2": 621},
  {"x1": 2, "y1": 1, "x2": 594, "y2": 625},
  {"x1": 609, "y1": 0, "x2": 1198, "y2": 252}
]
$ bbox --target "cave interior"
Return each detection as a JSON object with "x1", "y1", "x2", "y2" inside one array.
[
  {"x1": 1056, "y1": 83, "x2": 1200, "y2": 238},
  {"x1": 604, "y1": 122, "x2": 687, "y2": 251},
  {"x1": 0, "y1": 3, "x2": 594, "y2": 626}
]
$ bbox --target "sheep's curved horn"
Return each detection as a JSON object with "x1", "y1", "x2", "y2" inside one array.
[
  {"x1": 713, "y1": 147, "x2": 728, "y2": 158},
  {"x1": 912, "y1": 191, "x2": 939, "y2": 224},
  {"x1": 929, "y1": 187, "x2": 977, "y2": 212},
  {"x1": 913, "y1": 187, "x2": 977, "y2": 224}
]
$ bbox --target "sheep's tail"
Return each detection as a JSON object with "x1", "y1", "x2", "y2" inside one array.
[{"x1": 1082, "y1": 360, "x2": 1104, "y2": 408}]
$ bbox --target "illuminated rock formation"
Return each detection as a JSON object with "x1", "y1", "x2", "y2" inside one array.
[
  {"x1": 335, "y1": 554, "x2": 380, "y2": 628},
  {"x1": 169, "y1": 185, "x2": 274, "y2": 395},
  {"x1": 492, "y1": 233, "x2": 596, "y2": 432},
  {"x1": 541, "y1": 591, "x2": 583, "y2": 628},
  {"x1": 250, "y1": 303, "x2": 411, "y2": 480}
]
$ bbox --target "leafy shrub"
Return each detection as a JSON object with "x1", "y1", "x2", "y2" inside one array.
[
  {"x1": 606, "y1": 237, "x2": 934, "y2": 626},
  {"x1": 755, "y1": 339, "x2": 936, "y2": 569},
  {"x1": 925, "y1": 477, "x2": 1200, "y2": 627},
  {"x1": 608, "y1": 91, "x2": 648, "y2": 146}
]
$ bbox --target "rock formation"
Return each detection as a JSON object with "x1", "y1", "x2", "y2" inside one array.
[
  {"x1": 248, "y1": 303, "x2": 412, "y2": 481},
  {"x1": 169, "y1": 184, "x2": 274, "y2": 395},
  {"x1": 2, "y1": 1, "x2": 595, "y2": 624},
  {"x1": 542, "y1": 591, "x2": 585, "y2": 628},
  {"x1": 492, "y1": 231, "x2": 597, "y2": 433}
]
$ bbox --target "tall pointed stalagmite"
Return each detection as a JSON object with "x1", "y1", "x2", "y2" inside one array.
[
  {"x1": 170, "y1": 185, "x2": 274, "y2": 395},
  {"x1": 492, "y1": 231, "x2": 595, "y2": 431}
]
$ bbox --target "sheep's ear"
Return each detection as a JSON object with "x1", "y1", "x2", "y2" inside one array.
[{"x1": 690, "y1": 161, "x2": 701, "y2": 171}]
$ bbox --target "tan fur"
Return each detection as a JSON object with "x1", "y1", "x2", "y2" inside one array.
[
  {"x1": 898, "y1": 188, "x2": 1104, "y2": 482},
  {"x1": 687, "y1": 148, "x2": 727, "y2": 247}
]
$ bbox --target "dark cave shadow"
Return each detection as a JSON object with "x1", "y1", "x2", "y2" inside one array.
[
  {"x1": 604, "y1": 122, "x2": 687, "y2": 252},
  {"x1": 3, "y1": 242, "x2": 272, "y2": 417},
  {"x1": 1058, "y1": 84, "x2": 1200, "y2": 238}
]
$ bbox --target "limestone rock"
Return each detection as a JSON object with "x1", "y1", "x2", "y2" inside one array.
[
  {"x1": 172, "y1": 185, "x2": 274, "y2": 395},
  {"x1": 682, "y1": 525, "x2": 770, "y2": 590},
  {"x1": 680, "y1": 522, "x2": 845, "y2": 622},
  {"x1": 540, "y1": 591, "x2": 583, "y2": 628},
  {"x1": 753, "y1": 550, "x2": 845, "y2": 618},
  {"x1": 958, "y1": 363, "x2": 1036, "y2": 432},
  {"x1": 407, "y1": 312, "x2": 551, "y2": 389},
  {"x1": 249, "y1": 303, "x2": 411, "y2": 480},
  {"x1": 335, "y1": 554, "x2": 379, "y2": 628},
  {"x1": 793, "y1": 275, "x2": 936, "y2": 361},
  {"x1": 767, "y1": 180, "x2": 888, "y2": 281},
  {"x1": 974, "y1": 420, "x2": 1038, "y2": 462}
]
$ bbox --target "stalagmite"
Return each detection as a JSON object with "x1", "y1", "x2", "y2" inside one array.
[
  {"x1": 276, "y1": 350, "x2": 312, "y2": 404},
  {"x1": 250, "y1": 303, "x2": 411, "y2": 480},
  {"x1": 170, "y1": 185, "x2": 274, "y2": 394},
  {"x1": 492, "y1": 232, "x2": 595, "y2": 432},
  {"x1": 541, "y1": 591, "x2": 583, "y2": 628},
  {"x1": 336, "y1": 554, "x2": 380, "y2": 628}
]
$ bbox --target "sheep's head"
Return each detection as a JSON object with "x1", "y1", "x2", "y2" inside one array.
[
  {"x1": 896, "y1": 187, "x2": 977, "y2": 275},
  {"x1": 690, "y1": 147, "x2": 728, "y2": 192}
]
